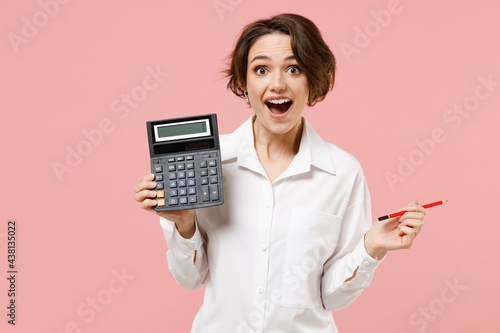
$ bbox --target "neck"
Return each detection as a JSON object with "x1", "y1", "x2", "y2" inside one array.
[{"x1": 252, "y1": 117, "x2": 303, "y2": 161}]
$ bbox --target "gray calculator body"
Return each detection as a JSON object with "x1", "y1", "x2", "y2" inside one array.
[{"x1": 147, "y1": 114, "x2": 224, "y2": 211}]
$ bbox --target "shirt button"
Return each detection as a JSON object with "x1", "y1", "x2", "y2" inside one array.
[
  {"x1": 257, "y1": 287, "x2": 264, "y2": 294},
  {"x1": 260, "y1": 244, "x2": 267, "y2": 251},
  {"x1": 265, "y1": 202, "x2": 271, "y2": 208},
  {"x1": 186, "y1": 243, "x2": 195, "y2": 250},
  {"x1": 363, "y1": 261, "x2": 370, "y2": 267}
]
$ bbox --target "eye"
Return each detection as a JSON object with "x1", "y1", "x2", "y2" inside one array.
[
  {"x1": 287, "y1": 65, "x2": 302, "y2": 75},
  {"x1": 254, "y1": 66, "x2": 268, "y2": 75}
]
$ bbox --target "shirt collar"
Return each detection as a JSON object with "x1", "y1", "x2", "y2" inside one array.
[
  {"x1": 221, "y1": 116, "x2": 336, "y2": 178},
  {"x1": 302, "y1": 118, "x2": 336, "y2": 176},
  {"x1": 221, "y1": 116, "x2": 265, "y2": 175}
]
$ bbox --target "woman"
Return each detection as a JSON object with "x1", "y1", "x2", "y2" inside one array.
[{"x1": 135, "y1": 13, "x2": 426, "y2": 332}]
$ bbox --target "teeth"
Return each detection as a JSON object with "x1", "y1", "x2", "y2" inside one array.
[{"x1": 267, "y1": 99, "x2": 291, "y2": 104}]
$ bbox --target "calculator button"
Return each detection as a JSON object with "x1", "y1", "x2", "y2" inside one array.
[
  {"x1": 153, "y1": 159, "x2": 159, "y2": 164},
  {"x1": 209, "y1": 168, "x2": 217, "y2": 176},
  {"x1": 200, "y1": 161, "x2": 207, "y2": 168},
  {"x1": 189, "y1": 196, "x2": 197, "y2": 203},
  {"x1": 209, "y1": 176, "x2": 218, "y2": 184},
  {"x1": 177, "y1": 171, "x2": 186, "y2": 179},
  {"x1": 155, "y1": 174, "x2": 163, "y2": 181},
  {"x1": 169, "y1": 173, "x2": 177, "y2": 180},
  {"x1": 179, "y1": 197, "x2": 188, "y2": 205},
  {"x1": 187, "y1": 179, "x2": 196, "y2": 187},
  {"x1": 168, "y1": 157, "x2": 175, "y2": 163},
  {"x1": 168, "y1": 198, "x2": 179, "y2": 205},
  {"x1": 157, "y1": 199, "x2": 165, "y2": 206},
  {"x1": 201, "y1": 178, "x2": 209, "y2": 185},
  {"x1": 208, "y1": 159, "x2": 217, "y2": 167},
  {"x1": 177, "y1": 163, "x2": 185, "y2": 171},
  {"x1": 176, "y1": 156, "x2": 184, "y2": 161},
  {"x1": 178, "y1": 180, "x2": 187, "y2": 187},
  {"x1": 169, "y1": 181, "x2": 177, "y2": 188},
  {"x1": 169, "y1": 189, "x2": 178, "y2": 197},
  {"x1": 187, "y1": 170, "x2": 195, "y2": 178},
  {"x1": 201, "y1": 186, "x2": 210, "y2": 202},
  {"x1": 156, "y1": 182, "x2": 164, "y2": 190},
  {"x1": 154, "y1": 165, "x2": 163, "y2": 173},
  {"x1": 156, "y1": 191, "x2": 165, "y2": 198},
  {"x1": 200, "y1": 169, "x2": 208, "y2": 177},
  {"x1": 186, "y1": 162, "x2": 194, "y2": 169},
  {"x1": 168, "y1": 165, "x2": 176, "y2": 172},
  {"x1": 188, "y1": 187, "x2": 196, "y2": 195},
  {"x1": 210, "y1": 185, "x2": 219, "y2": 200},
  {"x1": 179, "y1": 188, "x2": 187, "y2": 196},
  {"x1": 186, "y1": 155, "x2": 194, "y2": 160},
  {"x1": 203, "y1": 154, "x2": 210, "y2": 158}
]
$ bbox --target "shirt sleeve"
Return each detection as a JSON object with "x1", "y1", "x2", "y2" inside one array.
[
  {"x1": 321, "y1": 172, "x2": 385, "y2": 311},
  {"x1": 159, "y1": 213, "x2": 209, "y2": 290}
]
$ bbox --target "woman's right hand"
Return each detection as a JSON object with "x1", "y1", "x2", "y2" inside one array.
[{"x1": 134, "y1": 173, "x2": 196, "y2": 239}]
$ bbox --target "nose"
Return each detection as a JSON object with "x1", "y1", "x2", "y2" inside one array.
[{"x1": 269, "y1": 71, "x2": 286, "y2": 92}]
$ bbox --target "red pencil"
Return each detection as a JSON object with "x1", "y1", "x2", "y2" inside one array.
[{"x1": 377, "y1": 200, "x2": 448, "y2": 221}]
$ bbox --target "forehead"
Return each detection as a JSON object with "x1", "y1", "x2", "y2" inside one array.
[{"x1": 248, "y1": 33, "x2": 293, "y2": 60}]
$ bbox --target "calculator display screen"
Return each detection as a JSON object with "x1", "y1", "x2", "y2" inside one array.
[{"x1": 154, "y1": 119, "x2": 211, "y2": 142}]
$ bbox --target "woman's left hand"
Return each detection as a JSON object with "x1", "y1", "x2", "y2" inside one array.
[{"x1": 364, "y1": 200, "x2": 427, "y2": 260}]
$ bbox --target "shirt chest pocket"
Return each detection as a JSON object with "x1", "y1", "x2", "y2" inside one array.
[{"x1": 279, "y1": 208, "x2": 342, "y2": 309}]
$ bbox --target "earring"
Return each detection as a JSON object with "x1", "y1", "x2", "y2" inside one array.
[{"x1": 244, "y1": 91, "x2": 249, "y2": 103}]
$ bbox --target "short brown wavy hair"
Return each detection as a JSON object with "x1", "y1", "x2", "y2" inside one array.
[{"x1": 225, "y1": 13, "x2": 336, "y2": 106}]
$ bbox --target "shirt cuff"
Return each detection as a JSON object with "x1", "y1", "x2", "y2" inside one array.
[
  {"x1": 351, "y1": 236, "x2": 385, "y2": 272},
  {"x1": 160, "y1": 217, "x2": 203, "y2": 253}
]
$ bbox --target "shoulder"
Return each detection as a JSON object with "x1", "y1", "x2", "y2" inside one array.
[
  {"x1": 304, "y1": 118, "x2": 364, "y2": 177},
  {"x1": 325, "y1": 141, "x2": 364, "y2": 173},
  {"x1": 219, "y1": 117, "x2": 253, "y2": 162},
  {"x1": 320, "y1": 141, "x2": 370, "y2": 203}
]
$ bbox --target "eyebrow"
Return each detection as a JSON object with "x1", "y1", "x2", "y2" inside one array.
[{"x1": 249, "y1": 54, "x2": 296, "y2": 64}]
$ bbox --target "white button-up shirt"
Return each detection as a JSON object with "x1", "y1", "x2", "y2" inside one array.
[{"x1": 160, "y1": 116, "x2": 383, "y2": 332}]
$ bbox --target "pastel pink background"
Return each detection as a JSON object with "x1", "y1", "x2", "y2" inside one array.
[{"x1": 1, "y1": 0, "x2": 499, "y2": 332}]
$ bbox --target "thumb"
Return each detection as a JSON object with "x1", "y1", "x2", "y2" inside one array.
[
  {"x1": 390, "y1": 200, "x2": 418, "y2": 214},
  {"x1": 407, "y1": 199, "x2": 419, "y2": 207},
  {"x1": 401, "y1": 199, "x2": 420, "y2": 213}
]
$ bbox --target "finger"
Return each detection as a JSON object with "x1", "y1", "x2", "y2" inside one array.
[
  {"x1": 399, "y1": 218, "x2": 424, "y2": 229},
  {"x1": 396, "y1": 199, "x2": 418, "y2": 212},
  {"x1": 135, "y1": 189, "x2": 158, "y2": 202},
  {"x1": 134, "y1": 174, "x2": 155, "y2": 191},
  {"x1": 399, "y1": 225, "x2": 417, "y2": 237},
  {"x1": 134, "y1": 180, "x2": 157, "y2": 193},
  {"x1": 404, "y1": 202, "x2": 427, "y2": 214},
  {"x1": 399, "y1": 219, "x2": 424, "y2": 237},
  {"x1": 408, "y1": 199, "x2": 419, "y2": 206},
  {"x1": 142, "y1": 173, "x2": 155, "y2": 181},
  {"x1": 140, "y1": 198, "x2": 158, "y2": 210},
  {"x1": 399, "y1": 211, "x2": 426, "y2": 221},
  {"x1": 390, "y1": 202, "x2": 417, "y2": 215},
  {"x1": 400, "y1": 232, "x2": 415, "y2": 249},
  {"x1": 399, "y1": 222, "x2": 423, "y2": 237}
]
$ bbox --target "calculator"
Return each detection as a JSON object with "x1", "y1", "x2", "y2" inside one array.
[{"x1": 146, "y1": 114, "x2": 224, "y2": 211}]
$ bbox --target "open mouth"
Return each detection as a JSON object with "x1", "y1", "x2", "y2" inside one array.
[{"x1": 266, "y1": 99, "x2": 293, "y2": 114}]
